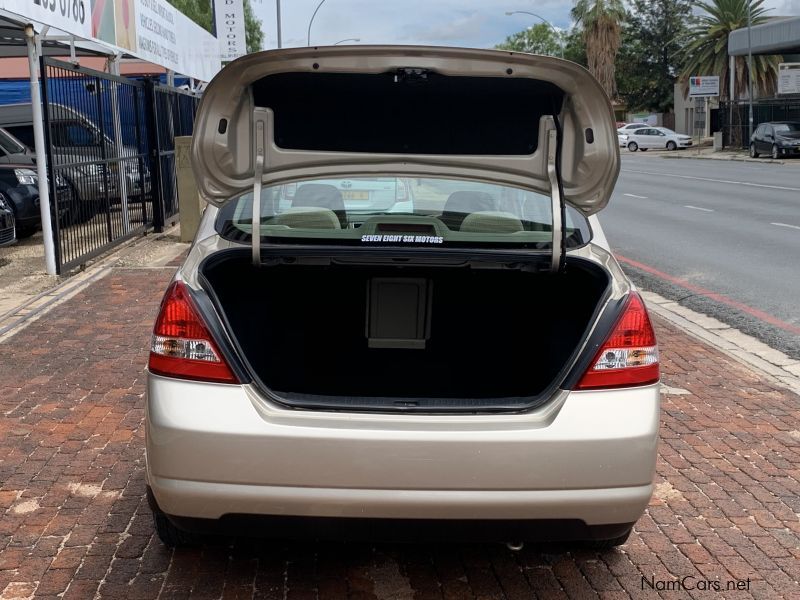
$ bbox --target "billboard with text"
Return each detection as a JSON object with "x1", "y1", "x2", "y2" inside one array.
[{"x1": 1, "y1": 0, "x2": 220, "y2": 81}]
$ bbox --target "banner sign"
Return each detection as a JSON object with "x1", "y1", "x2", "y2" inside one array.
[
  {"x1": 214, "y1": 0, "x2": 246, "y2": 61},
  {"x1": 1, "y1": 0, "x2": 91, "y2": 38},
  {"x1": 0, "y1": 0, "x2": 221, "y2": 81},
  {"x1": 689, "y1": 76, "x2": 720, "y2": 98},
  {"x1": 778, "y1": 63, "x2": 800, "y2": 95}
]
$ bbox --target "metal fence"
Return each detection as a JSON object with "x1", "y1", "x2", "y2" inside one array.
[
  {"x1": 39, "y1": 58, "x2": 199, "y2": 274},
  {"x1": 147, "y1": 84, "x2": 199, "y2": 229},
  {"x1": 718, "y1": 98, "x2": 800, "y2": 149}
]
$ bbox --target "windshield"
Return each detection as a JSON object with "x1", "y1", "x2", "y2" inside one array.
[
  {"x1": 774, "y1": 123, "x2": 800, "y2": 133},
  {"x1": 216, "y1": 176, "x2": 591, "y2": 249}
]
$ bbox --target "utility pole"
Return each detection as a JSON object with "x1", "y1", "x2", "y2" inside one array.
[
  {"x1": 276, "y1": 0, "x2": 282, "y2": 48},
  {"x1": 747, "y1": 0, "x2": 754, "y2": 142}
]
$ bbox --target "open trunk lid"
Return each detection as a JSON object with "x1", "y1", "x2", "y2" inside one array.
[{"x1": 190, "y1": 45, "x2": 619, "y2": 216}]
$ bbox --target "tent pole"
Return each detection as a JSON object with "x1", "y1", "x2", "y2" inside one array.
[
  {"x1": 109, "y1": 53, "x2": 130, "y2": 232},
  {"x1": 25, "y1": 25, "x2": 57, "y2": 276}
]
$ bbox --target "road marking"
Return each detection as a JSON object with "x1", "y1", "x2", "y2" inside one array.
[
  {"x1": 771, "y1": 222, "x2": 800, "y2": 231},
  {"x1": 623, "y1": 193, "x2": 649, "y2": 199},
  {"x1": 615, "y1": 254, "x2": 800, "y2": 336},
  {"x1": 684, "y1": 205, "x2": 713, "y2": 212},
  {"x1": 622, "y1": 168, "x2": 800, "y2": 192}
]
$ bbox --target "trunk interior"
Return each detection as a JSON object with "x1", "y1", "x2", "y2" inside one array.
[{"x1": 200, "y1": 252, "x2": 610, "y2": 410}]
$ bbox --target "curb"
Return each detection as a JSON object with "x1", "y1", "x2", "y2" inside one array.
[
  {"x1": 642, "y1": 290, "x2": 800, "y2": 396},
  {"x1": 659, "y1": 154, "x2": 787, "y2": 165}
]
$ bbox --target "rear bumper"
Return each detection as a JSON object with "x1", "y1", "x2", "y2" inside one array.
[{"x1": 146, "y1": 373, "x2": 659, "y2": 526}]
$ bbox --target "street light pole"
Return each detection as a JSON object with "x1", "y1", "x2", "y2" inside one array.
[
  {"x1": 505, "y1": 10, "x2": 564, "y2": 58},
  {"x1": 308, "y1": 0, "x2": 328, "y2": 46},
  {"x1": 334, "y1": 38, "x2": 361, "y2": 45},
  {"x1": 747, "y1": 0, "x2": 754, "y2": 142},
  {"x1": 276, "y1": 0, "x2": 282, "y2": 48}
]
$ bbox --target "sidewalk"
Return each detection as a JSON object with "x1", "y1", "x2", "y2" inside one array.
[
  {"x1": 0, "y1": 259, "x2": 799, "y2": 598},
  {"x1": 632, "y1": 145, "x2": 800, "y2": 165}
]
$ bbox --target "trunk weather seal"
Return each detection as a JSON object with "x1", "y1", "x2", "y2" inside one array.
[{"x1": 196, "y1": 248, "x2": 613, "y2": 414}]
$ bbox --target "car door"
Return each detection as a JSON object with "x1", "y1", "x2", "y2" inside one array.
[
  {"x1": 762, "y1": 125, "x2": 775, "y2": 153},
  {"x1": 635, "y1": 128, "x2": 656, "y2": 148}
]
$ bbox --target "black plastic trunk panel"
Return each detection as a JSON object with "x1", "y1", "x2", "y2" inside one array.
[
  {"x1": 201, "y1": 255, "x2": 609, "y2": 409},
  {"x1": 252, "y1": 72, "x2": 564, "y2": 155}
]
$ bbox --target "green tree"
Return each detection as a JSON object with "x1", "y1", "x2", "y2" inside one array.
[
  {"x1": 242, "y1": 0, "x2": 264, "y2": 54},
  {"x1": 166, "y1": 0, "x2": 263, "y2": 55},
  {"x1": 495, "y1": 23, "x2": 563, "y2": 57},
  {"x1": 617, "y1": 0, "x2": 691, "y2": 112},
  {"x1": 563, "y1": 28, "x2": 587, "y2": 66},
  {"x1": 679, "y1": 0, "x2": 779, "y2": 101},
  {"x1": 571, "y1": 0, "x2": 626, "y2": 98}
]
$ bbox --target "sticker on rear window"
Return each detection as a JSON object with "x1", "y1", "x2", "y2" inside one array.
[{"x1": 361, "y1": 234, "x2": 443, "y2": 244}]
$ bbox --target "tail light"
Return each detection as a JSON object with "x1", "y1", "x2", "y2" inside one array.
[
  {"x1": 148, "y1": 281, "x2": 238, "y2": 384},
  {"x1": 575, "y1": 292, "x2": 659, "y2": 390}
]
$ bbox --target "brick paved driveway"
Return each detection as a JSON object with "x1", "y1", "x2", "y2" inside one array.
[{"x1": 0, "y1": 266, "x2": 798, "y2": 599}]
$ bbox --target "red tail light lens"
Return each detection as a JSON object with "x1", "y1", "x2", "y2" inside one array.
[
  {"x1": 148, "y1": 281, "x2": 238, "y2": 384},
  {"x1": 576, "y1": 292, "x2": 659, "y2": 390}
]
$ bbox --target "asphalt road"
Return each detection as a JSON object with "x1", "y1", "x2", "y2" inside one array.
[{"x1": 599, "y1": 152, "x2": 800, "y2": 359}]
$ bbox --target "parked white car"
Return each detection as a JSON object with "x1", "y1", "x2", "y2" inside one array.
[{"x1": 625, "y1": 127, "x2": 692, "y2": 152}]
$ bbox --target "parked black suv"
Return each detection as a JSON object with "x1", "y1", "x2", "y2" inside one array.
[
  {"x1": 750, "y1": 122, "x2": 800, "y2": 159},
  {"x1": 0, "y1": 192, "x2": 15, "y2": 247},
  {"x1": 0, "y1": 164, "x2": 74, "y2": 238}
]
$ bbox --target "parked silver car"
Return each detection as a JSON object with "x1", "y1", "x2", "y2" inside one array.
[{"x1": 145, "y1": 46, "x2": 660, "y2": 549}]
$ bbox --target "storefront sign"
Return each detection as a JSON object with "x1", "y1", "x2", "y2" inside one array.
[{"x1": 214, "y1": 0, "x2": 246, "y2": 61}]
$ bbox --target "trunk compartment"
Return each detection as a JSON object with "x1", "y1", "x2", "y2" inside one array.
[{"x1": 200, "y1": 251, "x2": 610, "y2": 411}]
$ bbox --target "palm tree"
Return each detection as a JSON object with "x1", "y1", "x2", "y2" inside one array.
[
  {"x1": 679, "y1": 0, "x2": 779, "y2": 101},
  {"x1": 571, "y1": 0, "x2": 626, "y2": 99}
]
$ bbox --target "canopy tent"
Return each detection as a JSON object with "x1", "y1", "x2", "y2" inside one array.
[{"x1": 0, "y1": 13, "x2": 122, "y2": 59}]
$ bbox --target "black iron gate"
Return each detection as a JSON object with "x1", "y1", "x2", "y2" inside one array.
[
  {"x1": 40, "y1": 58, "x2": 200, "y2": 274},
  {"x1": 146, "y1": 82, "x2": 199, "y2": 230}
]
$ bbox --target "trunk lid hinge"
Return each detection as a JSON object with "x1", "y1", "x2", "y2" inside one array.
[
  {"x1": 545, "y1": 116, "x2": 566, "y2": 273},
  {"x1": 251, "y1": 108, "x2": 268, "y2": 266}
]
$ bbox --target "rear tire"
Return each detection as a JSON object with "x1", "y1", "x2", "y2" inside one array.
[
  {"x1": 584, "y1": 527, "x2": 632, "y2": 550},
  {"x1": 666, "y1": 141, "x2": 677, "y2": 151},
  {"x1": 627, "y1": 142, "x2": 638, "y2": 152},
  {"x1": 15, "y1": 226, "x2": 37, "y2": 239},
  {"x1": 772, "y1": 144, "x2": 780, "y2": 160},
  {"x1": 750, "y1": 143, "x2": 759, "y2": 158},
  {"x1": 147, "y1": 487, "x2": 200, "y2": 548}
]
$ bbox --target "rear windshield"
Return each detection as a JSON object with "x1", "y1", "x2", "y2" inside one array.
[{"x1": 215, "y1": 176, "x2": 591, "y2": 249}]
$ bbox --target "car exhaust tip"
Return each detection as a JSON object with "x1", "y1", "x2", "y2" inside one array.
[{"x1": 505, "y1": 541, "x2": 524, "y2": 552}]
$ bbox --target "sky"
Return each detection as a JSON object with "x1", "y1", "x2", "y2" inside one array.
[{"x1": 250, "y1": 0, "x2": 799, "y2": 51}]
